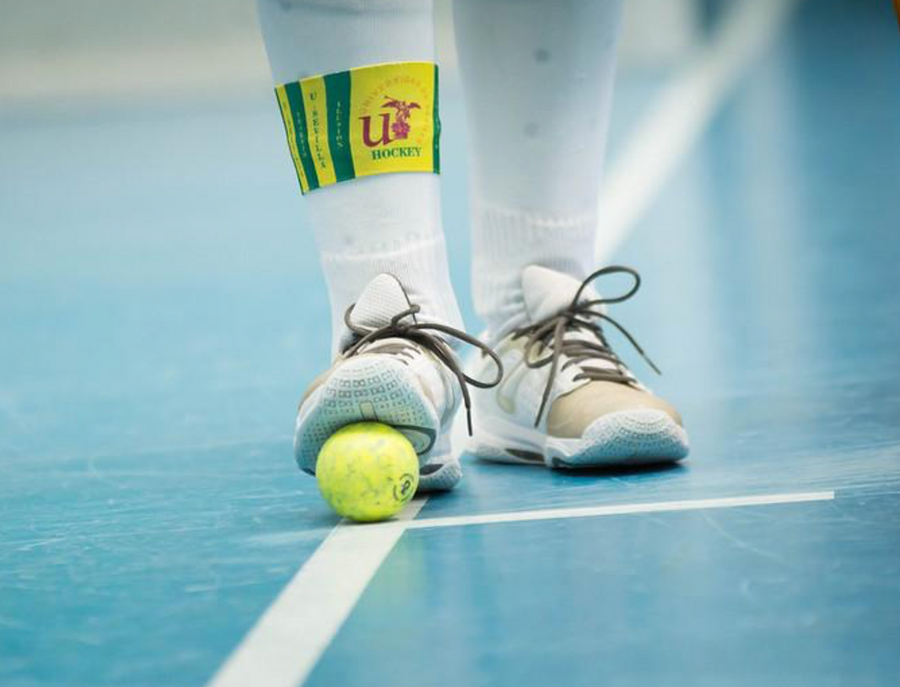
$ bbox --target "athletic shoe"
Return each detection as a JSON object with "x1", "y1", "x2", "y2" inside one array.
[
  {"x1": 467, "y1": 265, "x2": 689, "y2": 468},
  {"x1": 295, "y1": 273, "x2": 502, "y2": 492}
]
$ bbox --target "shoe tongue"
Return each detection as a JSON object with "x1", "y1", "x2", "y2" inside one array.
[
  {"x1": 339, "y1": 274, "x2": 415, "y2": 350},
  {"x1": 521, "y1": 265, "x2": 621, "y2": 375},
  {"x1": 522, "y1": 265, "x2": 599, "y2": 323}
]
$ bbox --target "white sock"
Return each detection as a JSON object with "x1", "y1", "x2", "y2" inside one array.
[
  {"x1": 453, "y1": 0, "x2": 624, "y2": 334},
  {"x1": 257, "y1": 0, "x2": 463, "y2": 353}
]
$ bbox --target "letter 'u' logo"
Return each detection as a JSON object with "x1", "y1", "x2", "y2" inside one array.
[
  {"x1": 359, "y1": 96, "x2": 421, "y2": 148},
  {"x1": 360, "y1": 113, "x2": 393, "y2": 147}
]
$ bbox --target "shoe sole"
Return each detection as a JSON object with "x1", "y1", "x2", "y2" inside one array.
[
  {"x1": 418, "y1": 456, "x2": 462, "y2": 492},
  {"x1": 469, "y1": 410, "x2": 689, "y2": 469},
  {"x1": 294, "y1": 356, "x2": 441, "y2": 475}
]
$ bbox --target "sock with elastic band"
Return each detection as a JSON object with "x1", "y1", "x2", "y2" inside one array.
[
  {"x1": 257, "y1": 0, "x2": 463, "y2": 354},
  {"x1": 453, "y1": 0, "x2": 624, "y2": 334}
]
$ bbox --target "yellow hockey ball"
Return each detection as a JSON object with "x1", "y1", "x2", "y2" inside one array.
[{"x1": 316, "y1": 422, "x2": 419, "y2": 522}]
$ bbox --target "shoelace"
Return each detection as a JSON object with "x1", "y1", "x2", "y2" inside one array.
[
  {"x1": 512, "y1": 265, "x2": 661, "y2": 427},
  {"x1": 342, "y1": 304, "x2": 503, "y2": 435}
]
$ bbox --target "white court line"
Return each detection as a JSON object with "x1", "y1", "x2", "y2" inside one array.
[
  {"x1": 209, "y1": 489, "x2": 833, "y2": 687},
  {"x1": 406, "y1": 491, "x2": 835, "y2": 530},
  {"x1": 208, "y1": 3, "x2": 797, "y2": 686},
  {"x1": 594, "y1": 0, "x2": 798, "y2": 260},
  {"x1": 207, "y1": 497, "x2": 427, "y2": 687}
]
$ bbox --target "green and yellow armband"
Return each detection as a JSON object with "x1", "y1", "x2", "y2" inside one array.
[{"x1": 275, "y1": 62, "x2": 440, "y2": 194}]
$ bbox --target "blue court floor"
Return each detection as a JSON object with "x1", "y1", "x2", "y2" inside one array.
[{"x1": 1, "y1": 0, "x2": 899, "y2": 685}]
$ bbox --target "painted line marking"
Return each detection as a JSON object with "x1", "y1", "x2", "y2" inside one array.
[
  {"x1": 207, "y1": 491, "x2": 833, "y2": 687},
  {"x1": 595, "y1": 0, "x2": 799, "y2": 260},
  {"x1": 206, "y1": 497, "x2": 427, "y2": 687},
  {"x1": 208, "y1": 2, "x2": 798, "y2": 685},
  {"x1": 406, "y1": 490, "x2": 835, "y2": 530}
]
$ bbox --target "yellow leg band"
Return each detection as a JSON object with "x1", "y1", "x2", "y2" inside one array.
[{"x1": 275, "y1": 61, "x2": 441, "y2": 194}]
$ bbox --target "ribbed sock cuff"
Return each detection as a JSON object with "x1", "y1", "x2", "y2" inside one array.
[{"x1": 471, "y1": 200, "x2": 598, "y2": 334}]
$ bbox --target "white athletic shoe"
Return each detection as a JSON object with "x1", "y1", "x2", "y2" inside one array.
[
  {"x1": 467, "y1": 265, "x2": 689, "y2": 468},
  {"x1": 295, "y1": 273, "x2": 501, "y2": 492}
]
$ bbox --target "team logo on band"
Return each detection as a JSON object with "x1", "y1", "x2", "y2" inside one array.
[
  {"x1": 275, "y1": 62, "x2": 440, "y2": 194},
  {"x1": 361, "y1": 96, "x2": 420, "y2": 147}
]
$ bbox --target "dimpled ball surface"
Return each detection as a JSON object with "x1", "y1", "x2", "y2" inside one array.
[{"x1": 316, "y1": 422, "x2": 419, "y2": 522}]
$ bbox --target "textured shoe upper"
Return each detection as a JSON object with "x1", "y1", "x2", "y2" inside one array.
[
  {"x1": 474, "y1": 265, "x2": 681, "y2": 438},
  {"x1": 548, "y1": 381, "x2": 682, "y2": 438},
  {"x1": 305, "y1": 272, "x2": 502, "y2": 432},
  {"x1": 301, "y1": 274, "x2": 454, "y2": 425}
]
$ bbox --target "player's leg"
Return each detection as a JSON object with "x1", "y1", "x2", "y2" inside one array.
[
  {"x1": 455, "y1": 0, "x2": 689, "y2": 467},
  {"x1": 257, "y1": 0, "x2": 499, "y2": 490},
  {"x1": 258, "y1": 0, "x2": 460, "y2": 348}
]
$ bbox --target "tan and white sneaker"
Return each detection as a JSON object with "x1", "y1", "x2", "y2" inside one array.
[
  {"x1": 295, "y1": 273, "x2": 502, "y2": 492},
  {"x1": 467, "y1": 265, "x2": 689, "y2": 468}
]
